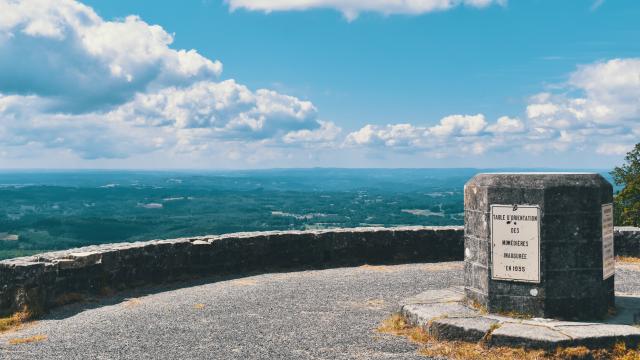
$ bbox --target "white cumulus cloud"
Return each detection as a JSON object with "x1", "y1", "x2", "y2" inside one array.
[
  {"x1": 0, "y1": 0, "x2": 222, "y2": 113},
  {"x1": 345, "y1": 123, "x2": 427, "y2": 147},
  {"x1": 428, "y1": 114, "x2": 487, "y2": 137},
  {"x1": 345, "y1": 114, "x2": 496, "y2": 155},
  {"x1": 0, "y1": 0, "x2": 337, "y2": 162},
  {"x1": 521, "y1": 58, "x2": 640, "y2": 154},
  {"x1": 486, "y1": 116, "x2": 525, "y2": 134}
]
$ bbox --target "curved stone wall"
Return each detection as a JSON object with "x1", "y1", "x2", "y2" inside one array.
[
  {"x1": 0, "y1": 226, "x2": 463, "y2": 316},
  {"x1": 1, "y1": 225, "x2": 639, "y2": 317}
]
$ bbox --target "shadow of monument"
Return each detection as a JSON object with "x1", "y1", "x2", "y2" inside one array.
[{"x1": 605, "y1": 294, "x2": 640, "y2": 325}]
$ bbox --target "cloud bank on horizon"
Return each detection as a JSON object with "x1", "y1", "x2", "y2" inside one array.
[
  {"x1": 0, "y1": 0, "x2": 637, "y2": 168},
  {"x1": 226, "y1": 0, "x2": 507, "y2": 20},
  {"x1": 346, "y1": 58, "x2": 640, "y2": 158}
]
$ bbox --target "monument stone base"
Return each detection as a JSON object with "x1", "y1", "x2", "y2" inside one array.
[{"x1": 400, "y1": 288, "x2": 640, "y2": 350}]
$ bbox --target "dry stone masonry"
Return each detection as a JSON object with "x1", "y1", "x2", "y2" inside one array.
[{"x1": 0, "y1": 226, "x2": 462, "y2": 316}]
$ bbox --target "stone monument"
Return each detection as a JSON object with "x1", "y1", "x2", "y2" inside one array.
[{"x1": 464, "y1": 173, "x2": 614, "y2": 320}]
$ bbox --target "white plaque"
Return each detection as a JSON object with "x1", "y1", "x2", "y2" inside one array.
[
  {"x1": 602, "y1": 203, "x2": 614, "y2": 279},
  {"x1": 491, "y1": 204, "x2": 540, "y2": 283}
]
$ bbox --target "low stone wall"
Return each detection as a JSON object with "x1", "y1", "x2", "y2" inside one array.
[
  {"x1": 1, "y1": 225, "x2": 639, "y2": 317},
  {"x1": 615, "y1": 227, "x2": 640, "y2": 256},
  {"x1": 0, "y1": 226, "x2": 463, "y2": 316}
]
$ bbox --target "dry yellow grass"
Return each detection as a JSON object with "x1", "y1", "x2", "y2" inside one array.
[
  {"x1": 377, "y1": 313, "x2": 430, "y2": 343},
  {"x1": 617, "y1": 256, "x2": 640, "y2": 264},
  {"x1": 230, "y1": 279, "x2": 258, "y2": 286},
  {"x1": 364, "y1": 298, "x2": 385, "y2": 310},
  {"x1": 359, "y1": 264, "x2": 393, "y2": 272},
  {"x1": 122, "y1": 298, "x2": 142, "y2": 308},
  {"x1": 377, "y1": 313, "x2": 640, "y2": 360},
  {"x1": 468, "y1": 299, "x2": 488, "y2": 315},
  {"x1": 480, "y1": 322, "x2": 501, "y2": 343},
  {"x1": 8, "y1": 334, "x2": 47, "y2": 345},
  {"x1": 496, "y1": 310, "x2": 534, "y2": 320},
  {"x1": 0, "y1": 307, "x2": 34, "y2": 333}
]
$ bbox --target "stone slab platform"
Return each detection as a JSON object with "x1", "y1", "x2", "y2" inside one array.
[{"x1": 400, "y1": 287, "x2": 640, "y2": 350}]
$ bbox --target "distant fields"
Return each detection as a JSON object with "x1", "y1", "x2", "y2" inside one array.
[{"x1": 0, "y1": 169, "x2": 610, "y2": 260}]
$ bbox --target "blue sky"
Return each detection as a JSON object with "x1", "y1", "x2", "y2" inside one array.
[{"x1": 0, "y1": 0, "x2": 639, "y2": 169}]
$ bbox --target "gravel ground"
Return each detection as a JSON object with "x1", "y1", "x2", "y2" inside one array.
[{"x1": 1, "y1": 261, "x2": 639, "y2": 360}]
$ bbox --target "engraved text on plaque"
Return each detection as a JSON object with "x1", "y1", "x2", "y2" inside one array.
[{"x1": 491, "y1": 204, "x2": 540, "y2": 283}]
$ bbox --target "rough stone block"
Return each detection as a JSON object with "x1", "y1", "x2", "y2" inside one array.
[
  {"x1": 489, "y1": 323, "x2": 571, "y2": 349},
  {"x1": 430, "y1": 317, "x2": 498, "y2": 342}
]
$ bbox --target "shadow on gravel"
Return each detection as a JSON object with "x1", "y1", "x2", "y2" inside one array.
[
  {"x1": 39, "y1": 260, "x2": 461, "y2": 322},
  {"x1": 607, "y1": 295, "x2": 640, "y2": 325},
  {"x1": 39, "y1": 268, "x2": 300, "y2": 322}
]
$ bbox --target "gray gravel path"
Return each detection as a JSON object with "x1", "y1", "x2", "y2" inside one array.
[{"x1": 1, "y1": 261, "x2": 639, "y2": 360}]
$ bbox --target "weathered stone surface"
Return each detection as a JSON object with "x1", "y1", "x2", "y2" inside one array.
[
  {"x1": 402, "y1": 303, "x2": 476, "y2": 328},
  {"x1": 552, "y1": 324, "x2": 640, "y2": 348},
  {"x1": 0, "y1": 226, "x2": 464, "y2": 316},
  {"x1": 399, "y1": 286, "x2": 464, "y2": 308},
  {"x1": 430, "y1": 317, "x2": 498, "y2": 342},
  {"x1": 464, "y1": 173, "x2": 614, "y2": 320},
  {"x1": 489, "y1": 323, "x2": 571, "y2": 349},
  {"x1": 402, "y1": 287, "x2": 640, "y2": 350}
]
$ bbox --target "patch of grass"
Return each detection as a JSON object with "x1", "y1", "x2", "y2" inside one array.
[
  {"x1": 420, "y1": 339, "x2": 540, "y2": 360},
  {"x1": 54, "y1": 292, "x2": 85, "y2": 306},
  {"x1": 617, "y1": 256, "x2": 640, "y2": 264},
  {"x1": 468, "y1": 299, "x2": 488, "y2": 315},
  {"x1": 378, "y1": 314, "x2": 640, "y2": 360},
  {"x1": 554, "y1": 346, "x2": 592, "y2": 359},
  {"x1": 365, "y1": 298, "x2": 385, "y2": 310},
  {"x1": 610, "y1": 342, "x2": 640, "y2": 360},
  {"x1": 377, "y1": 313, "x2": 408, "y2": 334},
  {"x1": 359, "y1": 264, "x2": 392, "y2": 272},
  {"x1": 230, "y1": 279, "x2": 258, "y2": 286},
  {"x1": 468, "y1": 300, "x2": 533, "y2": 319},
  {"x1": 122, "y1": 298, "x2": 142, "y2": 308},
  {"x1": 495, "y1": 309, "x2": 534, "y2": 320},
  {"x1": 480, "y1": 322, "x2": 501, "y2": 343},
  {"x1": 8, "y1": 334, "x2": 47, "y2": 345},
  {"x1": 0, "y1": 307, "x2": 35, "y2": 333},
  {"x1": 377, "y1": 313, "x2": 430, "y2": 343}
]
